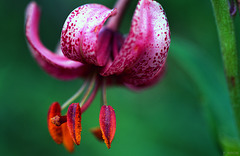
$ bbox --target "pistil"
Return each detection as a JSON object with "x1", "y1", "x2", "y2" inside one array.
[
  {"x1": 51, "y1": 115, "x2": 67, "y2": 126},
  {"x1": 106, "y1": 0, "x2": 130, "y2": 31}
]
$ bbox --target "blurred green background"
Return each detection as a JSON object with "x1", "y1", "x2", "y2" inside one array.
[{"x1": 1, "y1": 0, "x2": 240, "y2": 155}]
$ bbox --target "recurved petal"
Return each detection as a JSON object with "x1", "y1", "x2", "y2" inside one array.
[
  {"x1": 25, "y1": 2, "x2": 90, "y2": 80},
  {"x1": 67, "y1": 103, "x2": 82, "y2": 145},
  {"x1": 61, "y1": 4, "x2": 117, "y2": 66},
  {"x1": 100, "y1": 0, "x2": 147, "y2": 76},
  {"x1": 47, "y1": 102, "x2": 63, "y2": 144},
  {"x1": 120, "y1": 0, "x2": 170, "y2": 87},
  {"x1": 123, "y1": 65, "x2": 166, "y2": 90},
  {"x1": 99, "y1": 105, "x2": 116, "y2": 149},
  {"x1": 62, "y1": 123, "x2": 74, "y2": 153},
  {"x1": 101, "y1": 0, "x2": 170, "y2": 82}
]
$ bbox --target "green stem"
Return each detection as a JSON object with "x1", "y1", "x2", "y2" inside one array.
[{"x1": 211, "y1": 0, "x2": 240, "y2": 153}]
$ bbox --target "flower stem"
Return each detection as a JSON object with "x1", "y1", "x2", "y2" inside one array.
[
  {"x1": 106, "y1": 0, "x2": 130, "y2": 31},
  {"x1": 211, "y1": 0, "x2": 240, "y2": 105},
  {"x1": 211, "y1": 0, "x2": 240, "y2": 151}
]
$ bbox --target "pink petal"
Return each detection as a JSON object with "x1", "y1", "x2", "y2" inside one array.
[
  {"x1": 123, "y1": 65, "x2": 166, "y2": 90},
  {"x1": 120, "y1": 0, "x2": 170, "y2": 87},
  {"x1": 25, "y1": 2, "x2": 90, "y2": 80},
  {"x1": 101, "y1": 0, "x2": 170, "y2": 84},
  {"x1": 61, "y1": 4, "x2": 117, "y2": 66},
  {"x1": 100, "y1": 0, "x2": 147, "y2": 76}
]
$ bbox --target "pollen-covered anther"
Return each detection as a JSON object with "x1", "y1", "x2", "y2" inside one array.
[
  {"x1": 47, "y1": 102, "x2": 63, "y2": 144},
  {"x1": 62, "y1": 123, "x2": 75, "y2": 153},
  {"x1": 67, "y1": 103, "x2": 82, "y2": 145},
  {"x1": 99, "y1": 105, "x2": 116, "y2": 149}
]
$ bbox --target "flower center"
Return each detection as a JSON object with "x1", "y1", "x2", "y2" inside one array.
[{"x1": 97, "y1": 28, "x2": 125, "y2": 65}]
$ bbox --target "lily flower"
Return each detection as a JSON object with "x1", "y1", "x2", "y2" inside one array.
[{"x1": 25, "y1": 0, "x2": 170, "y2": 151}]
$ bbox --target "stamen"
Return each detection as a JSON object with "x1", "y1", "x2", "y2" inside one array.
[
  {"x1": 81, "y1": 81, "x2": 100, "y2": 113},
  {"x1": 61, "y1": 81, "x2": 88, "y2": 110},
  {"x1": 101, "y1": 78, "x2": 107, "y2": 106},
  {"x1": 79, "y1": 73, "x2": 97, "y2": 107},
  {"x1": 112, "y1": 32, "x2": 124, "y2": 59}
]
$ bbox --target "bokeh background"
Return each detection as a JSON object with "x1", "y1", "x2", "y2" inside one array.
[{"x1": 1, "y1": 0, "x2": 240, "y2": 155}]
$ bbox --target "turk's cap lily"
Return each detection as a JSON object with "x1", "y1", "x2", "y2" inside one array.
[
  {"x1": 26, "y1": 0, "x2": 171, "y2": 152},
  {"x1": 25, "y1": 0, "x2": 170, "y2": 89}
]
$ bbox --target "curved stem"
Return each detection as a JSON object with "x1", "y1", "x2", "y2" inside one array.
[
  {"x1": 211, "y1": 0, "x2": 240, "y2": 152},
  {"x1": 106, "y1": 0, "x2": 130, "y2": 31}
]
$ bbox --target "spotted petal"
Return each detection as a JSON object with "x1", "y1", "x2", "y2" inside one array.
[
  {"x1": 61, "y1": 4, "x2": 117, "y2": 66},
  {"x1": 100, "y1": 0, "x2": 147, "y2": 76},
  {"x1": 121, "y1": 0, "x2": 170, "y2": 88},
  {"x1": 25, "y1": 2, "x2": 90, "y2": 80},
  {"x1": 123, "y1": 65, "x2": 166, "y2": 90},
  {"x1": 101, "y1": 0, "x2": 170, "y2": 87}
]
